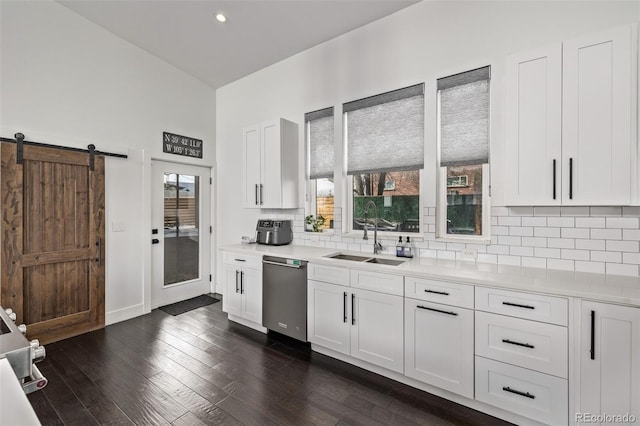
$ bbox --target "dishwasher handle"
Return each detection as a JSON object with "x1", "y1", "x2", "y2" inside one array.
[{"x1": 262, "y1": 260, "x2": 304, "y2": 269}]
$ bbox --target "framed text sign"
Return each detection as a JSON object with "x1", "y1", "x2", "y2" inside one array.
[{"x1": 163, "y1": 132, "x2": 203, "y2": 158}]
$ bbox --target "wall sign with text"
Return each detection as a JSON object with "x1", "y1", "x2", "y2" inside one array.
[{"x1": 163, "y1": 132, "x2": 203, "y2": 158}]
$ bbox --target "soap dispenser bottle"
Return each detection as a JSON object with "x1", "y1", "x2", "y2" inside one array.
[
  {"x1": 404, "y1": 236, "x2": 414, "y2": 258},
  {"x1": 396, "y1": 236, "x2": 404, "y2": 257}
]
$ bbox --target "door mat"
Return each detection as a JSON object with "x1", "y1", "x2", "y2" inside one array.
[{"x1": 158, "y1": 294, "x2": 219, "y2": 316}]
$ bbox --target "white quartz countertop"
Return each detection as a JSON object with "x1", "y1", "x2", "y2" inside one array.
[{"x1": 221, "y1": 244, "x2": 640, "y2": 307}]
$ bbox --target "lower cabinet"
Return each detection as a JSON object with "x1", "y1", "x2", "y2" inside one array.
[
  {"x1": 223, "y1": 255, "x2": 262, "y2": 327},
  {"x1": 404, "y1": 298, "x2": 474, "y2": 399},
  {"x1": 578, "y1": 301, "x2": 640, "y2": 424},
  {"x1": 307, "y1": 279, "x2": 404, "y2": 373}
]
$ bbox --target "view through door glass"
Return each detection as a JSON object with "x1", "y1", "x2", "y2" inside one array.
[{"x1": 164, "y1": 173, "x2": 199, "y2": 285}]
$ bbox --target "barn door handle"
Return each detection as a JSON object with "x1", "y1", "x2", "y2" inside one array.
[{"x1": 96, "y1": 237, "x2": 102, "y2": 266}]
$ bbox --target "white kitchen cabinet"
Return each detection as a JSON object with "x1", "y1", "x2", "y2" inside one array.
[
  {"x1": 505, "y1": 43, "x2": 562, "y2": 206},
  {"x1": 505, "y1": 24, "x2": 637, "y2": 206},
  {"x1": 578, "y1": 301, "x2": 640, "y2": 424},
  {"x1": 405, "y1": 298, "x2": 474, "y2": 398},
  {"x1": 307, "y1": 268, "x2": 404, "y2": 374},
  {"x1": 242, "y1": 118, "x2": 299, "y2": 209},
  {"x1": 223, "y1": 255, "x2": 262, "y2": 328}
]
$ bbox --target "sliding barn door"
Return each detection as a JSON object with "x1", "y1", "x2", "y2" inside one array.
[{"x1": 1, "y1": 142, "x2": 105, "y2": 344}]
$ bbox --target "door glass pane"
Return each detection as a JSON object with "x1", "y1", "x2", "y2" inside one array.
[{"x1": 164, "y1": 173, "x2": 199, "y2": 285}]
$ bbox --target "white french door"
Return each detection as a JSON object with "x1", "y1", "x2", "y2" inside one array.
[{"x1": 151, "y1": 161, "x2": 211, "y2": 308}]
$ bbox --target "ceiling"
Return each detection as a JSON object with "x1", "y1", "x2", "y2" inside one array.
[{"x1": 59, "y1": 0, "x2": 419, "y2": 89}]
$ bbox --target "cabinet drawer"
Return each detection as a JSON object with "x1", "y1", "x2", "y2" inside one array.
[
  {"x1": 308, "y1": 263, "x2": 350, "y2": 286},
  {"x1": 223, "y1": 253, "x2": 261, "y2": 269},
  {"x1": 405, "y1": 277, "x2": 474, "y2": 309},
  {"x1": 475, "y1": 312, "x2": 568, "y2": 378},
  {"x1": 350, "y1": 270, "x2": 403, "y2": 296},
  {"x1": 475, "y1": 287, "x2": 568, "y2": 326},
  {"x1": 475, "y1": 356, "x2": 568, "y2": 426}
]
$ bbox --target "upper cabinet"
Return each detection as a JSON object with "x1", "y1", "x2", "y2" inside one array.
[
  {"x1": 242, "y1": 118, "x2": 300, "y2": 209},
  {"x1": 505, "y1": 24, "x2": 638, "y2": 206}
]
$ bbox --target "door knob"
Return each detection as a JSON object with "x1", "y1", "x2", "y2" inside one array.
[{"x1": 152, "y1": 239, "x2": 160, "y2": 244}]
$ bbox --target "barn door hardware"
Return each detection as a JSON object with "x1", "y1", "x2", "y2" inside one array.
[
  {"x1": 88, "y1": 144, "x2": 95, "y2": 171},
  {"x1": 15, "y1": 133, "x2": 24, "y2": 164}
]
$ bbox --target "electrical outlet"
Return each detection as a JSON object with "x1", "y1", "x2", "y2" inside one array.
[{"x1": 459, "y1": 249, "x2": 477, "y2": 261}]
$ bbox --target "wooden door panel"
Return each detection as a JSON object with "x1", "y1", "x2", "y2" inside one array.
[{"x1": 1, "y1": 142, "x2": 104, "y2": 344}]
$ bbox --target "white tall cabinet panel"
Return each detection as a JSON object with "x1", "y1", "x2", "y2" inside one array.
[
  {"x1": 563, "y1": 25, "x2": 635, "y2": 205},
  {"x1": 579, "y1": 302, "x2": 640, "y2": 424},
  {"x1": 242, "y1": 125, "x2": 261, "y2": 208},
  {"x1": 405, "y1": 299, "x2": 474, "y2": 398},
  {"x1": 505, "y1": 44, "x2": 562, "y2": 206}
]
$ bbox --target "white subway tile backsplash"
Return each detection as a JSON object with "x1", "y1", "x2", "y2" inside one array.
[
  {"x1": 622, "y1": 207, "x2": 640, "y2": 216},
  {"x1": 429, "y1": 241, "x2": 447, "y2": 250},
  {"x1": 561, "y1": 228, "x2": 590, "y2": 239},
  {"x1": 498, "y1": 235, "x2": 522, "y2": 246},
  {"x1": 498, "y1": 255, "x2": 521, "y2": 266},
  {"x1": 522, "y1": 217, "x2": 547, "y2": 227},
  {"x1": 509, "y1": 207, "x2": 534, "y2": 216},
  {"x1": 623, "y1": 252, "x2": 640, "y2": 264},
  {"x1": 606, "y1": 240, "x2": 640, "y2": 252},
  {"x1": 522, "y1": 257, "x2": 547, "y2": 269},
  {"x1": 438, "y1": 251, "x2": 456, "y2": 260},
  {"x1": 606, "y1": 263, "x2": 639, "y2": 277},
  {"x1": 575, "y1": 239, "x2": 606, "y2": 250},
  {"x1": 591, "y1": 228, "x2": 622, "y2": 240},
  {"x1": 521, "y1": 237, "x2": 547, "y2": 247},
  {"x1": 575, "y1": 261, "x2": 605, "y2": 274},
  {"x1": 548, "y1": 238, "x2": 574, "y2": 249},
  {"x1": 590, "y1": 206, "x2": 622, "y2": 216},
  {"x1": 547, "y1": 217, "x2": 575, "y2": 228},
  {"x1": 623, "y1": 229, "x2": 640, "y2": 241},
  {"x1": 591, "y1": 250, "x2": 622, "y2": 263},
  {"x1": 477, "y1": 253, "x2": 498, "y2": 264},
  {"x1": 575, "y1": 217, "x2": 606, "y2": 228},
  {"x1": 492, "y1": 207, "x2": 509, "y2": 217},
  {"x1": 492, "y1": 226, "x2": 510, "y2": 236},
  {"x1": 535, "y1": 247, "x2": 561, "y2": 259},
  {"x1": 465, "y1": 243, "x2": 488, "y2": 253},
  {"x1": 509, "y1": 227, "x2": 534, "y2": 237},
  {"x1": 419, "y1": 249, "x2": 438, "y2": 258},
  {"x1": 487, "y1": 245, "x2": 510, "y2": 255},
  {"x1": 447, "y1": 242, "x2": 466, "y2": 251},
  {"x1": 547, "y1": 259, "x2": 574, "y2": 271},
  {"x1": 534, "y1": 227, "x2": 561, "y2": 238},
  {"x1": 534, "y1": 206, "x2": 561, "y2": 216},
  {"x1": 561, "y1": 249, "x2": 590, "y2": 261},
  {"x1": 510, "y1": 246, "x2": 534, "y2": 257},
  {"x1": 606, "y1": 217, "x2": 640, "y2": 229},
  {"x1": 561, "y1": 206, "x2": 590, "y2": 216},
  {"x1": 491, "y1": 216, "x2": 498, "y2": 226},
  {"x1": 498, "y1": 216, "x2": 521, "y2": 226}
]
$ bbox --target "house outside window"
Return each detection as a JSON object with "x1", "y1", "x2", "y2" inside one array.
[
  {"x1": 437, "y1": 66, "x2": 491, "y2": 238},
  {"x1": 306, "y1": 107, "x2": 334, "y2": 229},
  {"x1": 344, "y1": 83, "x2": 424, "y2": 234}
]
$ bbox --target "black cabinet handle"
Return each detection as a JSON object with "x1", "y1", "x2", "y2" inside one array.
[
  {"x1": 240, "y1": 271, "x2": 244, "y2": 294},
  {"x1": 234, "y1": 258, "x2": 246, "y2": 262},
  {"x1": 259, "y1": 184, "x2": 264, "y2": 205},
  {"x1": 552, "y1": 159, "x2": 557, "y2": 200},
  {"x1": 502, "y1": 301, "x2": 535, "y2": 310},
  {"x1": 502, "y1": 386, "x2": 535, "y2": 399},
  {"x1": 351, "y1": 294, "x2": 355, "y2": 325},
  {"x1": 417, "y1": 305, "x2": 458, "y2": 316},
  {"x1": 255, "y1": 184, "x2": 259, "y2": 205},
  {"x1": 569, "y1": 157, "x2": 573, "y2": 199},
  {"x1": 235, "y1": 270, "x2": 239, "y2": 293},
  {"x1": 343, "y1": 292, "x2": 347, "y2": 323},
  {"x1": 502, "y1": 339, "x2": 535, "y2": 349},
  {"x1": 425, "y1": 289, "x2": 450, "y2": 296},
  {"x1": 590, "y1": 310, "x2": 595, "y2": 360}
]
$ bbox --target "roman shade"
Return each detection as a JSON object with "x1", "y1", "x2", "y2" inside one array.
[
  {"x1": 344, "y1": 83, "x2": 424, "y2": 175},
  {"x1": 438, "y1": 66, "x2": 490, "y2": 167},
  {"x1": 305, "y1": 107, "x2": 334, "y2": 180}
]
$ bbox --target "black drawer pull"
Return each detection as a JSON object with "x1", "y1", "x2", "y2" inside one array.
[
  {"x1": 425, "y1": 289, "x2": 450, "y2": 296},
  {"x1": 343, "y1": 292, "x2": 347, "y2": 323},
  {"x1": 503, "y1": 386, "x2": 535, "y2": 399},
  {"x1": 234, "y1": 258, "x2": 246, "y2": 262},
  {"x1": 590, "y1": 310, "x2": 595, "y2": 360},
  {"x1": 417, "y1": 305, "x2": 458, "y2": 316},
  {"x1": 502, "y1": 301, "x2": 535, "y2": 310},
  {"x1": 502, "y1": 339, "x2": 535, "y2": 349}
]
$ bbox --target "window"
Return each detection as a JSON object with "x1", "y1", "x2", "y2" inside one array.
[
  {"x1": 437, "y1": 66, "x2": 491, "y2": 238},
  {"x1": 306, "y1": 107, "x2": 334, "y2": 229},
  {"x1": 344, "y1": 83, "x2": 424, "y2": 234}
]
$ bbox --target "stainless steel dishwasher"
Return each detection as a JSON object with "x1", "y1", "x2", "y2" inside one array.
[{"x1": 262, "y1": 255, "x2": 308, "y2": 341}]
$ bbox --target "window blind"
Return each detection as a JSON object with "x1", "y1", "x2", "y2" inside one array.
[
  {"x1": 438, "y1": 66, "x2": 490, "y2": 167},
  {"x1": 345, "y1": 83, "x2": 424, "y2": 175},
  {"x1": 305, "y1": 107, "x2": 334, "y2": 180}
]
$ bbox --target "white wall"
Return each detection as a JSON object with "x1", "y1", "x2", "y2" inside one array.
[
  {"x1": 216, "y1": 1, "x2": 639, "y2": 285},
  {"x1": 0, "y1": 1, "x2": 216, "y2": 323}
]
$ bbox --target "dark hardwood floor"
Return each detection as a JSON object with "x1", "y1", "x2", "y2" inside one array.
[{"x1": 27, "y1": 296, "x2": 513, "y2": 426}]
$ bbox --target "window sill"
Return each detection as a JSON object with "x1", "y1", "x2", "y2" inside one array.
[
  {"x1": 435, "y1": 235, "x2": 491, "y2": 245},
  {"x1": 342, "y1": 232, "x2": 423, "y2": 242},
  {"x1": 305, "y1": 229, "x2": 335, "y2": 236}
]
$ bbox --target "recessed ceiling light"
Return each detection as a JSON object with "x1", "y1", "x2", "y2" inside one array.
[{"x1": 215, "y1": 12, "x2": 227, "y2": 23}]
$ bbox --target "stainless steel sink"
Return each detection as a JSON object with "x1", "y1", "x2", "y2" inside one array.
[
  {"x1": 365, "y1": 258, "x2": 405, "y2": 266},
  {"x1": 326, "y1": 253, "x2": 370, "y2": 262}
]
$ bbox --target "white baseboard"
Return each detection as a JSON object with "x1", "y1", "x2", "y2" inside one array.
[{"x1": 106, "y1": 303, "x2": 146, "y2": 325}]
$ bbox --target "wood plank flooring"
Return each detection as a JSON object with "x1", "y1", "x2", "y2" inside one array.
[{"x1": 27, "y1": 296, "x2": 513, "y2": 425}]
